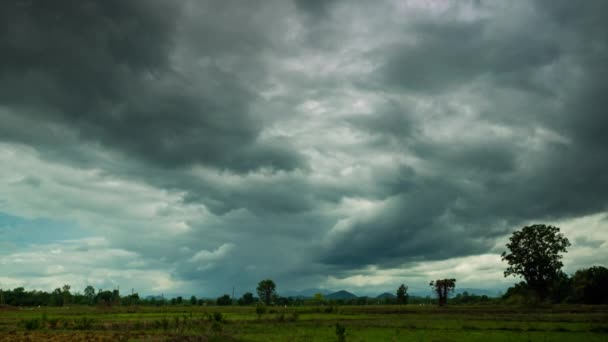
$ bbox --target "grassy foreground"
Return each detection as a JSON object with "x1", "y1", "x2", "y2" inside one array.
[{"x1": 0, "y1": 304, "x2": 607, "y2": 341}]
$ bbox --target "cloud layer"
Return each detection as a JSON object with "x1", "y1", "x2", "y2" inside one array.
[{"x1": 1, "y1": 0, "x2": 607, "y2": 296}]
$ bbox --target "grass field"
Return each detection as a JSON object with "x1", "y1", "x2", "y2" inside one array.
[{"x1": 0, "y1": 304, "x2": 607, "y2": 341}]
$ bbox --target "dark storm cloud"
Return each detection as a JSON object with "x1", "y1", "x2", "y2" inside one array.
[
  {"x1": 2, "y1": 0, "x2": 607, "y2": 293},
  {"x1": 379, "y1": 17, "x2": 560, "y2": 93},
  {"x1": 0, "y1": 0, "x2": 304, "y2": 173},
  {"x1": 347, "y1": 101, "x2": 416, "y2": 142},
  {"x1": 293, "y1": 0, "x2": 336, "y2": 18},
  {"x1": 318, "y1": 0, "x2": 608, "y2": 267}
]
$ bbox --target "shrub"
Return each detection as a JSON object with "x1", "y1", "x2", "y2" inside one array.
[
  {"x1": 335, "y1": 322, "x2": 346, "y2": 342},
  {"x1": 23, "y1": 318, "x2": 40, "y2": 331},
  {"x1": 255, "y1": 304, "x2": 267, "y2": 319},
  {"x1": 161, "y1": 317, "x2": 170, "y2": 331},
  {"x1": 211, "y1": 321, "x2": 223, "y2": 334},
  {"x1": 289, "y1": 311, "x2": 300, "y2": 322},
  {"x1": 48, "y1": 318, "x2": 60, "y2": 329},
  {"x1": 74, "y1": 317, "x2": 95, "y2": 330}
]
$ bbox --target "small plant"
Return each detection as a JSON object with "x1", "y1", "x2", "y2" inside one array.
[
  {"x1": 255, "y1": 304, "x2": 267, "y2": 319},
  {"x1": 48, "y1": 318, "x2": 60, "y2": 329},
  {"x1": 74, "y1": 317, "x2": 95, "y2": 330},
  {"x1": 212, "y1": 312, "x2": 223, "y2": 322},
  {"x1": 22, "y1": 318, "x2": 40, "y2": 331},
  {"x1": 161, "y1": 317, "x2": 170, "y2": 331},
  {"x1": 211, "y1": 321, "x2": 223, "y2": 334},
  {"x1": 289, "y1": 310, "x2": 300, "y2": 322},
  {"x1": 335, "y1": 322, "x2": 346, "y2": 342}
]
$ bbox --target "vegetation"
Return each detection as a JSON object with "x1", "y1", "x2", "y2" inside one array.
[
  {"x1": 396, "y1": 284, "x2": 409, "y2": 305},
  {"x1": 0, "y1": 303, "x2": 606, "y2": 341},
  {"x1": 256, "y1": 279, "x2": 276, "y2": 306},
  {"x1": 0, "y1": 224, "x2": 606, "y2": 340},
  {"x1": 501, "y1": 224, "x2": 570, "y2": 301},
  {"x1": 572, "y1": 266, "x2": 608, "y2": 304},
  {"x1": 429, "y1": 279, "x2": 456, "y2": 306}
]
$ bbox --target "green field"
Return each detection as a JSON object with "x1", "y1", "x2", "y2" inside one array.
[{"x1": 0, "y1": 304, "x2": 607, "y2": 341}]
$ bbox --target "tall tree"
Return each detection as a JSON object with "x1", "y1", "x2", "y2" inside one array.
[
  {"x1": 501, "y1": 224, "x2": 570, "y2": 301},
  {"x1": 396, "y1": 284, "x2": 409, "y2": 305},
  {"x1": 429, "y1": 279, "x2": 456, "y2": 306},
  {"x1": 84, "y1": 285, "x2": 95, "y2": 304},
  {"x1": 62, "y1": 284, "x2": 71, "y2": 305},
  {"x1": 256, "y1": 279, "x2": 276, "y2": 305}
]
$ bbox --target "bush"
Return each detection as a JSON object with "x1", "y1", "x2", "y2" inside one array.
[
  {"x1": 335, "y1": 322, "x2": 346, "y2": 342},
  {"x1": 211, "y1": 321, "x2": 223, "y2": 334},
  {"x1": 74, "y1": 317, "x2": 95, "y2": 330},
  {"x1": 161, "y1": 317, "x2": 170, "y2": 331},
  {"x1": 289, "y1": 311, "x2": 300, "y2": 322},
  {"x1": 48, "y1": 318, "x2": 60, "y2": 329},
  {"x1": 22, "y1": 318, "x2": 40, "y2": 331},
  {"x1": 255, "y1": 304, "x2": 267, "y2": 319}
]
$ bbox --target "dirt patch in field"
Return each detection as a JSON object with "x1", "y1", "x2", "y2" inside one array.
[{"x1": 0, "y1": 305, "x2": 18, "y2": 311}]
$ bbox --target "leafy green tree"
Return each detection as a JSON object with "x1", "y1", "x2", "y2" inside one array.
[
  {"x1": 256, "y1": 279, "x2": 276, "y2": 305},
  {"x1": 51, "y1": 288, "x2": 64, "y2": 306},
  {"x1": 216, "y1": 294, "x2": 232, "y2": 306},
  {"x1": 238, "y1": 292, "x2": 255, "y2": 305},
  {"x1": 84, "y1": 285, "x2": 95, "y2": 305},
  {"x1": 96, "y1": 290, "x2": 116, "y2": 306},
  {"x1": 571, "y1": 266, "x2": 608, "y2": 304},
  {"x1": 429, "y1": 279, "x2": 456, "y2": 306},
  {"x1": 190, "y1": 295, "x2": 197, "y2": 305},
  {"x1": 122, "y1": 293, "x2": 140, "y2": 306},
  {"x1": 501, "y1": 224, "x2": 570, "y2": 301},
  {"x1": 62, "y1": 284, "x2": 71, "y2": 305},
  {"x1": 396, "y1": 284, "x2": 409, "y2": 305}
]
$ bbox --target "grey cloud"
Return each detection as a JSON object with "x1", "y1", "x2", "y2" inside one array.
[
  {"x1": 574, "y1": 237, "x2": 604, "y2": 249},
  {"x1": 0, "y1": 0, "x2": 305, "y2": 173},
  {"x1": 293, "y1": 0, "x2": 336, "y2": 18},
  {"x1": 1, "y1": 0, "x2": 607, "y2": 294},
  {"x1": 378, "y1": 16, "x2": 560, "y2": 93}
]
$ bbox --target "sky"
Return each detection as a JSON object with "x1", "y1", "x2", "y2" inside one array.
[{"x1": 0, "y1": 0, "x2": 607, "y2": 298}]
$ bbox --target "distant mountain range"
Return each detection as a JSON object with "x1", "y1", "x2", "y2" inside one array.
[
  {"x1": 282, "y1": 287, "x2": 502, "y2": 299},
  {"x1": 325, "y1": 290, "x2": 358, "y2": 300},
  {"x1": 281, "y1": 288, "x2": 333, "y2": 298},
  {"x1": 376, "y1": 292, "x2": 396, "y2": 299},
  {"x1": 408, "y1": 288, "x2": 502, "y2": 298},
  {"x1": 145, "y1": 287, "x2": 503, "y2": 301}
]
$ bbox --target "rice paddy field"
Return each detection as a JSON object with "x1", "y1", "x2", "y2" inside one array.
[{"x1": 0, "y1": 304, "x2": 607, "y2": 341}]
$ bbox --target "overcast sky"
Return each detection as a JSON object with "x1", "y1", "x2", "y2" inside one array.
[{"x1": 1, "y1": 0, "x2": 607, "y2": 297}]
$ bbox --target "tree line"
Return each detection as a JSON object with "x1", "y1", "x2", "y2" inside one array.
[{"x1": 1, "y1": 224, "x2": 606, "y2": 307}]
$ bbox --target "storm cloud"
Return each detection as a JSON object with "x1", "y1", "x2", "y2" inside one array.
[{"x1": 0, "y1": 0, "x2": 607, "y2": 296}]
